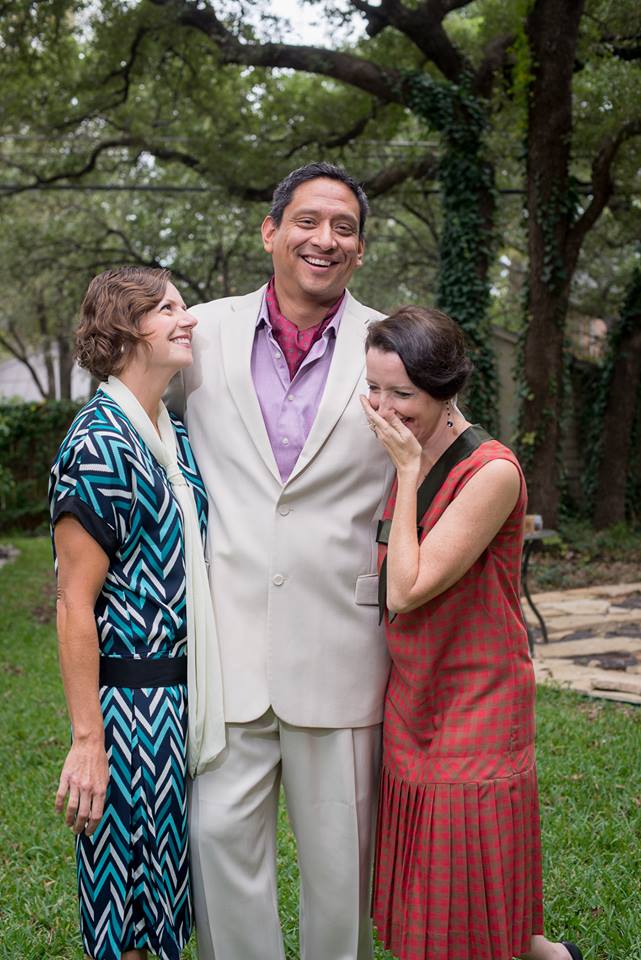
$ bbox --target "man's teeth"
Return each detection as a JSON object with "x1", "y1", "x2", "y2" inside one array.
[{"x1": 304, "y1": 257, "x2": 332, "y2": 267}]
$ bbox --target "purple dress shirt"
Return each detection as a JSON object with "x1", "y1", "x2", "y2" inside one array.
[{"x1": 251, "y1": 289, "x2": 346, "y2": 482}]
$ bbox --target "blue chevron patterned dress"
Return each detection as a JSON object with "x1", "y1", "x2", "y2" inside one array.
[{"x1": 49, "y1": 389, "x2": 207, "y2": 960}]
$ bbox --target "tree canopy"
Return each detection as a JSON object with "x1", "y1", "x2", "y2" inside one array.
[{"x1": 1, "y1": 0, "x2": 641, "y2": 523}]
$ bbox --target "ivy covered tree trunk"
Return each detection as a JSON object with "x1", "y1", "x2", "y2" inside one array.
[
  {"x1": 520, "y1": 0, "x2": 585, "y2": 523},
  {"x1": 439, "y1": 151, "x2": 497, "y2": 431},
  {"x1": 406, "y1": 75, "x2": 498, "y2": 431},
  {"x1": 594, "y1": 270, "x2": 641, "y2": 529}
]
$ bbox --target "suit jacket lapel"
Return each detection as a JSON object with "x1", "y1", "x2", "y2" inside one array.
[
  {"x1": 287, "y1": 292, "x2": 372, "y2": 485},
  {"x1": 219, "y1": 286, "x2": 281, "y2": 484}
]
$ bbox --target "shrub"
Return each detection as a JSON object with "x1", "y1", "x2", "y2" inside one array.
[{"x1": 0, "y1": 401, "x2": 81, "y2": 533}]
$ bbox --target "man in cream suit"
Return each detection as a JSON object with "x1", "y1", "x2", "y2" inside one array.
[{"x1": 184, "y1": 162, "x2": 394, "y2": 960}]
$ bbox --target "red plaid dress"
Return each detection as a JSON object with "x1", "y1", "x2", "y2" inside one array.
[{"x1": 372, "y1": 439, "x2": 544, "y2": 960}]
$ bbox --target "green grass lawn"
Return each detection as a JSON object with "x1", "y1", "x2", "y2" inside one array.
[{"x1": 1, "y1": 537, "x2": 640, "y2": 959}]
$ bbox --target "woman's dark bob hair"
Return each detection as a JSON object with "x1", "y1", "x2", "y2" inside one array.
[
  {"x1": 365, "y1": 305, "x2": 473, "y2": 400},
  {"x1": 75, "y1": 266, "x2": 172, "y2": 381}
]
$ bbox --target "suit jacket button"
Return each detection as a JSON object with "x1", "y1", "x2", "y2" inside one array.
[{"x1": 272, "y1": 574, "x2": 285, "y2": 586}]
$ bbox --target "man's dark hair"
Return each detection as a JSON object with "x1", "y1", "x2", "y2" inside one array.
[
  {"x1": 365, "y1": 305, "x2": 474, "y2": 400},
  {"x1": 269, "y1": 162, "x2": 369, "y2": 236}
]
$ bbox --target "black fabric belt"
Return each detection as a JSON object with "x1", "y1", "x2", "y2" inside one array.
[{"x1": 99, "y1": 656, "x2": 187, "y2": 688}]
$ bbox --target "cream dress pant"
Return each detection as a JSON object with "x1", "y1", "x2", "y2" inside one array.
[{"x1": 189, "y1": 708, "x2": 382, "y2": 960}]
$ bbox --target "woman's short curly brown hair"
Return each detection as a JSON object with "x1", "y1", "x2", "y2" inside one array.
[{"x1": 75, "y1": 266, "x2": 172, "y2": 381}]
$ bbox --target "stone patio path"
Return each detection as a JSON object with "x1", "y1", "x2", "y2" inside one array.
[
  {"x1": 0, "y1": 544, "x2": 19, "y2": 572},
  {"x1": 527, "y1": 582, "x2": 641, "y2": 704}
]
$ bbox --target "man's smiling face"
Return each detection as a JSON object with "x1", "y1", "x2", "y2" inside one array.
[{"x1": 261, "y1": 177, "x2": 365, "y2": 309}]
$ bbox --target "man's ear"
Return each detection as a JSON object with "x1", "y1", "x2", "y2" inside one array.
[
  {"x1": 356, "y1": 236, "x2": 365, "y2": 267},
  {"x1": 261, "y1": 216, "x2": 277, "y2": 254}
]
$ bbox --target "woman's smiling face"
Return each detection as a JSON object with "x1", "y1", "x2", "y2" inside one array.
[
  {"x1": 135, "y1": 281, "x2": 197, "y2": 375},
  {"x1": 365, "y1": 347, "x2": 443, "y2": 446}
]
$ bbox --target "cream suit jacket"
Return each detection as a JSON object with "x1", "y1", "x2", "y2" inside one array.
[{"x1": 184, "y1": 286, "x2": 394, "y2": 727}]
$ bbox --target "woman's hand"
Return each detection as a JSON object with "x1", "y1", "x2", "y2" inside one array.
[
  {"x1": 361, "y1": 395, "x2": 422, "y2": 480},
  {"x1": 56, "y1": 736, "x2": 109, "y2": 835}
]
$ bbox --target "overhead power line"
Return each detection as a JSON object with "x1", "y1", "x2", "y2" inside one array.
[
  {"x1": 1, "y1": 182, "x2": 629, "y2": 196},
  {"x1": 0, "y1": 183, "x2": 212, "y2": 193}
]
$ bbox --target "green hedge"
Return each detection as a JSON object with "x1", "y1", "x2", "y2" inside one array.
[{"x1": 0, "y1": 401, "x2": 82, "y2": 533}]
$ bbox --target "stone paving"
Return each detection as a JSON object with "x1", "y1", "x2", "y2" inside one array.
[
  {"x1": 527, "y1": 582, "x2": 641, "y2": 704},
  {"x1": 0, "y1": 544, "x2": 19, "y2": 572}
]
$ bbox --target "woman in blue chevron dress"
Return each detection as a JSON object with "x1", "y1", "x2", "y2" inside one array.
[{"x1": 49, "y1": 266, "x2": 223, "y2": 960}]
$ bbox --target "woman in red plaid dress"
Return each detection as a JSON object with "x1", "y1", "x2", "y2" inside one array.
[{"x1": 361, "y1": 306, "x2": 582, "y2": 960}]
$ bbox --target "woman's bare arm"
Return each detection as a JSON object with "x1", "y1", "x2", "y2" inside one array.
[
  {"x1": 387, "y1": 458, "x2": 520, "y2": 613},
  {"x1": 54, "y1": 515, "x2": 110, "y2": 835},
  {"x1": 360, "y1": 396, "x2": 521, "y2": 615}
]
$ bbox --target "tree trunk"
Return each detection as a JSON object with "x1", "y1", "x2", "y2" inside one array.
[
  {"x1": 594, "y1": 275, "x2": 641, "y2": 528},
  {"x1": 0, "y1": 326, "x2": 50, "y2": 400},
  {"x1": 520, "y1": 0, "x2": 585, "y2": 523},
  {"x1": 404, "y1": 74, "x2": 498, "y2": 431},
  {"x1": 36, "y1": 295, "x2": 56, "y2": 399},
  {"x1": 57, "y1": 334, "x2": 73, "y2": 400}
]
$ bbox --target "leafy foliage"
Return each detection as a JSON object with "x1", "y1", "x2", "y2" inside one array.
[
  {"x1": 2, "y1": 0, "x2": 641, "y2": 517},
  {"x1": 0, "y1": 400, "x2": 81, "y2": 532}
]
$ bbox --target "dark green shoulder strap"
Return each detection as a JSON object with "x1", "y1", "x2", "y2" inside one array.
[{"x1": 376, "y1": 425, "x2": 492, "y2": 623}]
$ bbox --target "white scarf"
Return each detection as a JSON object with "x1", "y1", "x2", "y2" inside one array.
[{"x1": 101, "y1": 375, "x2": 225, "y2": 776}]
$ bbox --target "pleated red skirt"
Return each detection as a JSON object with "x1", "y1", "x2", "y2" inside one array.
[
  {"x1": 374, "y1": 440, "x2": 544, "y2": 959},
  {"x1": 372, "y1": 761, "x2": 544, "y2": 960}
]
